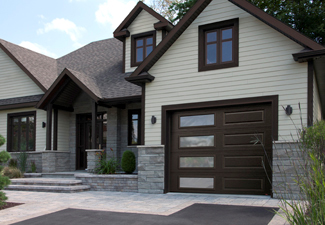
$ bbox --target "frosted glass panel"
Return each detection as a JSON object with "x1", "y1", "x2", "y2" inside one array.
[
  {"x1": 180, "y1": 135, "x2": 214, "y2": 147},
  {"x1": 180, "y1": 114, "x2": 214, "y2": 127},
  {"x1": 180, "y1": 177, "x2": 214, "y2": 189},
  {"x1": 180, "y1": 157, "x2": 214, "y2": 168}
]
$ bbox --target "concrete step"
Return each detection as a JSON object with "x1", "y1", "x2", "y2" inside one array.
[
  {"x1": 10, "y1": 178, "x2": 83, "y2": 186},
  {"x1": 41, "y1": 173, "x2": 76, "y2": 178},
  {"x1": 5, "y1": 184, "x2": 90, "y2": 193},
  {"x1": 24, "y1": 173, "x2": 42, "y2": 178}
]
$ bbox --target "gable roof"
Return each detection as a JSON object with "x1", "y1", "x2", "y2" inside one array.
[
  {"x1": 0, "y1": 39, "x2": 58, "y2": 92},
  {"x1": 128, "y1": 0, "x2": 325, "y2": 80},
  {"x1": 113, "y1": 1, "x2": 174, "y2": 41},
  {"x1": 37, "y1": 38, "x2": 141, "y2": 109}
]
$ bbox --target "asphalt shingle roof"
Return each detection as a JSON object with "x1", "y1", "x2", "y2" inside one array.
[
  {"x1": 0, "y1": 38, "x2": 141, "y2": 101},
  {"x1": 0, "y1": 95, "x2": 43, "y2": 106}
]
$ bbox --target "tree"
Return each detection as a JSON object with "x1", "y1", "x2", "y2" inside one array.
[
  {"x1": 151, "y1": 0, "x2": 324, "y2": 45},
  {"x1": 248, "y1": 0, "x2": 325, "y2": 45},
  {"x1": 149, "y1": 0, "x2": 184, "y2": 22}
]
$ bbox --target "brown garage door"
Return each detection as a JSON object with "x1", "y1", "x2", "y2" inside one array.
[{"x1": 169, "y1": 103, "x2": 272, "y2": 195}]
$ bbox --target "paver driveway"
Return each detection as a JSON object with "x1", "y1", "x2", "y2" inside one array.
[{"x1": 1, "y1": 190, "x2": 287, "y2": 225}]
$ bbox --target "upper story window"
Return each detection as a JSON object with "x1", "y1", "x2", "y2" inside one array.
[
  {"x1": 199, "y1": 18, "x2": 239, "y2": 72},
  {"x1": 7, "y1": 111, "x2": 36, "y2": 152},
  {"x1": 131, "y1": 31, "x2": 156, "y2": 67}
]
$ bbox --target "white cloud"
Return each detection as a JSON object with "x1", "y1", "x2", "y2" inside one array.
[
  {"x1": 19, "y1": 41, "x2": 57, "y2": 58},
  {"x1": 95, "y1": 0, "x2": 137, "y2": 29},
  {"x1": 37, "y1": 18, "x2": 86, "y2": 42}
]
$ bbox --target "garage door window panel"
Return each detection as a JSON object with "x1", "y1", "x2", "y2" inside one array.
[
  {"x1": 179, "y1": 114, "x2": 215, "y2": 127},
  {"x1": 179, "y1": 135, "x2": 215, "y2": 148},
  {"x1": 179, "y1": 156, "x2": 215, "y2": 168},
  {"x1": 179, "y1": 177, "x2": 215, "y2": 189}
]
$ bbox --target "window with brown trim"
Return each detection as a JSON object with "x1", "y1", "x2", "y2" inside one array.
[
  {"x1": 128, "y1": 109, "x2": 141, "y2": 145},
  {"x1": 7, "y1": 111, "x2": 36, "y2": 152},
  {"x1": 131, "y1": 31, "x2": 156, "y2": 67},
  {"x1": 199, "y1": 18, "x2": 239, "y2": 72}
]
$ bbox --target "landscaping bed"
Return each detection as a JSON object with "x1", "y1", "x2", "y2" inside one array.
[{"x1": 0, "y1": 202, "x2": 23, "y2": 211}]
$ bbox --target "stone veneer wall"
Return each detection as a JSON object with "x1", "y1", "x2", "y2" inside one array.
[
  {"x1": 42, "y1": 151, "x2": 71, "y2": 173},
  {"x1": 9, "y1": 152, "x2": 42, "y2": 173},
  {"x1": 272, "y1": 142, "x2": 302, "y2": 199},
  {"x1": 75, "y1": 173, "x2": 138, "y2": 192},
  {"x1": 137, "y1": 145, "x2": 165, "y2": 194}
]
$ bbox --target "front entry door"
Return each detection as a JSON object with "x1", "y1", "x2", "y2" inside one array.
[{"x1": 76, "y1": 113, "x2": 107, "y2": 170}]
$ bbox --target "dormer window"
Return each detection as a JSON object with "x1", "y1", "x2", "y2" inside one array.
[{"x1": 131, "y1": 31, "x2": 156, "y2": 67}]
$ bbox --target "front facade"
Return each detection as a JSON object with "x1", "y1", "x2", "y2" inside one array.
[{"x1": 1, "y1": 0, "x2": 325, "y2": 197}]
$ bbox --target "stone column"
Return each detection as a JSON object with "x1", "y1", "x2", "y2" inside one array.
[
  {"x1": 86, "y1": 149, "x2": 102, "y2": 173},
  {"x1": 137, "y1": 145, "x2": 165, "y2": 194},
  {"x1": 273, "y1": 142, "x2": 302, "y2": 199}
]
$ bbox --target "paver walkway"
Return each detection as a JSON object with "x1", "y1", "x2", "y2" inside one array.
[{"x1": 1, "y1": 190, "x2": 288, "y2": 225}]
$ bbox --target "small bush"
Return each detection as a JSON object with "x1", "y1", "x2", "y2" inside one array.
[
  {"x1": 8, "y1": 159, "x2": 18, "y2": 168},
  {"x1": 121, "y1": 150, "x2": 136, "y2": 174},
  {"x1": 0, "y1": 135, "x2": 5, "y2": 148},
  {"x1": 1, "y1": 167, "x2": 23, "y2": 179},
  {"x1": 0, "y1": 176, "x2": 10, "y2": 207},
  {"x1": 30, "y1": 161, "x2": 37, "y2": 173},
  {"x1": 18, "y1": 151, "x2": 28, "y2": 173},
  {"x1": 0, "y1": 151, "x2": 11, "y2": 164},
  {"x1": 94, "y1": 150, "x2": 119, "y2": 174}
]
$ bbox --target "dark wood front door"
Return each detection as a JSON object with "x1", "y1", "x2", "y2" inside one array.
[
  {"x1": 76, "y1": 113, "x2": 107, "y2": 170},
  {"x1": 169, "y1": 103, "x2": 272, "y2": 195}
]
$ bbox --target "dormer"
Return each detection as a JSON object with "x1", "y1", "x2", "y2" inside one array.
[{"x1": 114, "y1": 1, "x2": 173, "y2": 73}]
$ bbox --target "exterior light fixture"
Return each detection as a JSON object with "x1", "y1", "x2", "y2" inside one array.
[
  {"x1": 151, "y1": 116, "x2": 157, "y2": 124},
  {"x1": 42, "y1": 122, "x2": 46, "y2": 128},
  {"x1": 285, "y1": 105, "x2": 293, "y2": 115}
]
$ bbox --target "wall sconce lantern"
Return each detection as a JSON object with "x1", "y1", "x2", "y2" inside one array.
[
  {"x1": 42, "y1": 122, "x2": 46, "y2": 128},
  {"x1": 285, "y1": 105, "x2": 293, "y2": 115},
  {"x1": 151, "y1": 116, "x2": 157, "y2": 124}
]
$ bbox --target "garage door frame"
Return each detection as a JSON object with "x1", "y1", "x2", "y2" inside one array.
[{"x1": 161, "y1": 95, "x2": 278, "y2": 194}]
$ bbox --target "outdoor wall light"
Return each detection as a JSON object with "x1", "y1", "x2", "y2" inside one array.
[
  {"x1": 285, "y1": 105, "x2": 293, "y2": 115},
  {"x1": 151, "y1": 116, "x2": 157, "y2": 124},
  {"x1": 42, "y1": 122, "x2": 46, "y2": 128}
]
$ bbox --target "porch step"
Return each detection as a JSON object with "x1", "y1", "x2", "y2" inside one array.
[
  {"x1": 5, "y1": 178, "x2": 90, "y2": 193},
  {"x1": 41, "y1": 173, "x2": 76, "y2": 179},
  {"x1": 5, "y1": 184, "x2": 90, "y2": 193},
  {"x1": 10, "y1": 178, "x2": 83, "y2": 186}
]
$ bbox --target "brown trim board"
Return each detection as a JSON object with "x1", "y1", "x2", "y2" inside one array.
[
  {"x1": 114, "y1": 1, "x2": 173, "y2": 40},
  {"x1": 0, "y1": 102, "x2": 38, "y2": 111},
  {"x1": 161, "y1": 95, "x2": 279, "y2": 193},
  {"x1": 308, "y1": 61, "x2": 314, "y2": 127},
  {"x1": 0, "y1": 42, "x2": 47, "y2": 92},
  {"x1": 293, "y1": 49, "x2": 325, "y2": 63},
  {"x1": 141, "y1": 85, "x2": 145, "y2": 145},
  {"x1": 37, "y1": 68, "x2": 100, "y2": 109}
]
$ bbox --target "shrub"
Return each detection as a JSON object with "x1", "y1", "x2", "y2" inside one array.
[
  {"x1": 270, "y1": 118, "x2": 325, "y2": 224},
  {"x1": 8, "y1": 159, "x2": 18, "y2": 168},
  {"x1": 18, "y1": 151, "x2": 28, "y2": 173},
  {"x1": 0, "y1": 151, "x2": 11, "y2": 165},
  {"x1": 121, "y1": 150, "x2": 136, "y2": 174},
  {"x1": 0, "y1": 135, "x2": 5, "y2": 147},
  {"x1": 1, "y1": 167, "x2": 23, "y2": 179},
  {"x1": 0, "y1": 176, "x2": 10, "y2": 207},
  {"x1": 94, "y1": 150, "x2": 119, "y2": 174},
  {"x1": 30, "y1": 161, "x2": 37, "y2": 173}
]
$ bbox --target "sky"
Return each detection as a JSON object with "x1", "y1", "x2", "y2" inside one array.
[{"x1": 0, "y1": 0, "x2": 150, "y2": 59}]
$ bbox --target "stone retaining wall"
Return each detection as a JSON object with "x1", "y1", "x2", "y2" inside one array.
[
  {"x1": 9, "y1": 152, "x2": 42, "y2": 173},
  {"x1": 75, "y1": 173, "x2": 138, "y2": 192}
]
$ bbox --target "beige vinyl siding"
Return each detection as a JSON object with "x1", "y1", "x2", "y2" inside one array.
[
  {"x1": 57, "y1": 110, "x2": 70, "y2": 151},
  {"x1": 0, "y1": 48, "x2": 43, "y2": 99},
  {"x1": 313, "y1": 73, "x2": 322, "y2": 122},
  {"x1": 125, "y1": 10, "x2": 161, "y2": 73},
  {"x1": 0, "y1": 108, "x2": 47, "y2": 152},
  {"x1": 145, "y1": 0, "x2": 308, "y2": 144}
]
